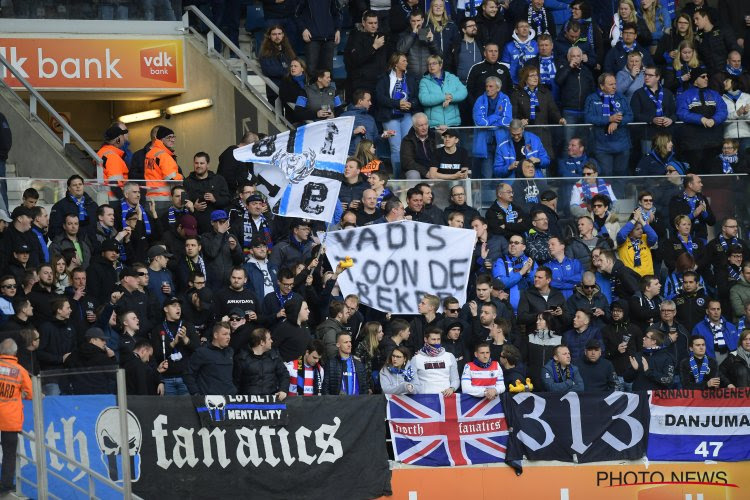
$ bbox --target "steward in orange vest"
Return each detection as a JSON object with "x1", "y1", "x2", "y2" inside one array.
[
  {"x1": 145, "y1": 126, "x2": 183, "y2": 202},
  {"x1": 98, "y1": 125, "x2": 129, "y2": 199}
]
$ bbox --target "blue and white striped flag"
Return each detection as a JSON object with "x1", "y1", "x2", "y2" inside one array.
[{"x1": 233, "y1": 116, "x2": 354, "y2": 222}]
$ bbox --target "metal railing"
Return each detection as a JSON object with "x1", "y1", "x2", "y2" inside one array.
[
  {"x1": 18, "y1": 368, "x2": 135, "y2": 499},
  {"x1": 182, "y1": 4, "x2": 293, "y2": 131},
  {"x1": 0, "y1": 53, "x2": 103, "y2": 182}
]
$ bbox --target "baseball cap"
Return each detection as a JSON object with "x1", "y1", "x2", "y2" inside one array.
[
  {"x1": 246, "y1": 194, "x2": 264, "y2": 203},
  {"x1": 196, "y1": 288, "x2": 214, "y2": 311},
  {"x1": 585, "y1": 339, "x2": 602, "y2": 350},
  {"x1": 147, "y1": 245, "x2": 173, "y2": 260},
  {"x1": 100, "y1": 239, "x2": 120, "y2": 253},
  {"x1": 11, "y1": 206, "x2": 32, "y2": 220},
  {"x1": 0, "y1": 209, "x2": 11, "y2": 223},
  {"x1": 228, "y1": 307, "x2": 246, "y2": 318},
  {"x1": 85, "y1": 327, "x2": 108, "y2": 340},
  {"x1": 441, "y1": 128, "x2": 460, "y2": 138},
  {"x1": 210, "y1": 210, "x2": 229, "y2": 222},
  {"x1": 13, "y1": 242, "x2": 30, "y2": 253},
  {"x1": 119, "y1": 267, "x2": 140, "y2": 280},
  {"x1": 540, "y1": 190, "x2": 557, "y2": 202},
  {"x1": 250, "y1": 236, "x2": 267, "y2": 248},
  {"x1": 164, "y1": 296, "x2": 181, "y2": 307},
  {"x1": 104, "y1": 125, "x2": 125, "y2": 141},
  {"x1": 291, "y1": 218, "x2": 312, "y2": 229},
  {"x1": 179, "y1": 214, "x2": 198, "y2": 237}
]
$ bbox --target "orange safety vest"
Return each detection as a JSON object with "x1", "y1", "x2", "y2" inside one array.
[
  {"x1": 97, "y1": 144, "x2": 129, "y2": 199},
  {"x1": 145, "y1": 139, "x2": 183, "y2": 201},
  {"x1": 0, "y1": 354, "x2": 33, "y2": 432}
]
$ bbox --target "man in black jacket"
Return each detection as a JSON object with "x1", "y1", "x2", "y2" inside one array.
[
  {"x1": 234, "y1": 326, "x2": 288, "y2": 397},
  {"x1": 86, "y1": 240, "x2": 121, "y2": 305},
  {"x1": 344, "y1": 11, "x2": 388, "y2": 95},
  {"x1": 183, "y1": 152, "x2": 231, "y2": 234},
  {"x1": 623, "y1": 328, "x2": 676, "y2": 390},
  {"x1": 679, "y1": 335, "x2": 729, "y2": 389},
  {"x1": 48, "y1": 175, "x2": 98, "y2": 241},
  {"x1": 150, "y1": 296, "x2": 199, "y2": 395},
  {"x1": 574, "y1": 339, "x2": 617, "y2": 392},
  {"x1": 595, "y1": 249, "x2": 640, "y2": 302},
  {"x1": 694, "y1": 9, "x2": 740, "y2": 74},
  {"x1": 631, "y1": 65, "x2": 677, "y2": 149},
  {"x1": 213, "y1": 267, "x2": 260, "y2": 319},
  {"x1": 0, "y1": 207, "x2": 41, "y2": 270},
  {"x1": 517, "y1": 266, "x2": 571, "y2": 332},
  {"x1": 37, "y1": 297, "x2": 76, "y2": 395},
  {"x1": 668, "y1": 174, "x2": 716, "y2": 241},
  {"x1": 465, "y1": 43, "x2": 512, "y2": 101},
  {"x1": 65, "y1": 327, "x2": 117, "y2": 395},
  {"x1": 123, "y1": 340, "x2": 167, "y2": 395},
  {"x1": 629, "y1": 275, "x2": 663, "y2": 332},
  {"x1": 186, "y1": 322, "x2": 236, "y2": 395},
  {"x1": 322, "y1": 331, "x2": 368, "y2": 394}
]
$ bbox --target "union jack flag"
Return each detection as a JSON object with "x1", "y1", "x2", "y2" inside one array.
[{"x1": 386, "y1": 394, "x2": 508, "y2": 466}]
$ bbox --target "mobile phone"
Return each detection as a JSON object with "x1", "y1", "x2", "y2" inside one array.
[
  {"x1": 180, "y1": 191, "x2": 187, "y2": 204},
  {"x1": 418, "y1": 27, "x2": 429, "y2": 41}
]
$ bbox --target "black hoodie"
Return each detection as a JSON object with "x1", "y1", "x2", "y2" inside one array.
[
  {"x1": 601, "y1": 300, "x2": 643, "y2": 375},
  {"x1": 271, "y1": 297, "x2": 312, "y2": 362}
]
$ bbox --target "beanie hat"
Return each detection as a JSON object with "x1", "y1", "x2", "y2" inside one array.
[{"x1": 156, "y1": 126, "x2": 174, "y2": 140}]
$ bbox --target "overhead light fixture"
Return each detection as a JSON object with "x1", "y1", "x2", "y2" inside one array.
[
  {"x1": 118, "y1": 109, "x2": 162, "y2": 124},
  {"x1": 166, "y1": 98, "x2": 213, "y2": 115}
]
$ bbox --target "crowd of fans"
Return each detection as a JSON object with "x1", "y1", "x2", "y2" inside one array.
[
  {"x1": 0, "y1": 1, "x2": 749, "y2": 402},
  {"x1": 260, "y1": 0, "x2": 750, "y2": 181}
]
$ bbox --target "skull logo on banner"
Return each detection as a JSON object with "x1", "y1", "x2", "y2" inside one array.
[
  {"x1": 95, "y1": 407, "x2": 143, "y2": 482},
  {"x1": 205, "y1": 395, "x2": 228, "y2": 422}
]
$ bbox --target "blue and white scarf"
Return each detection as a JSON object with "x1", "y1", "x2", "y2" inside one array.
[
  {"x1": 525, "y1": 86, "x2": 539, "y2": 121},
  {"x1": 631, "y1": 237, "x2": 642, "y2": 267},
  {"x1": 598, "y1": 91, "x2": 617, "y2": 117},
  {"x1": 738, "y1": 316, "x2": 746, "y2": 332},
  {"x1": 340, "y1": 356, "x2": 359, "y2": 395},
  {"x1": 639, "y1": 206, "x2": 655, "y2": 225},
  {"x1": 387, "y1": 365, "x2": 414, "y2": 382},
  {"x1": 528, "y1": 6, "x2": 549, "y2": 35},
  {"x1": 646, "y1": 86, "x2": 664, "y2": 116},
  {"x1": 689, "y1": 355, "x2": 710, "y2": 383},
  {"x1": 726, "y1": 64, "x2": 743, "y2": 77},
  {"x1": 167, "y1": 206, "x2": 188, "y2": 226},
  {"x1": 505, "y1": 253, "x2": 529, "y2": 273},
  {"x1": 706, "y1": 316, "x2": 727, "y2": 347},
  {"x1": 679, "y1": 234, "x2": 695, "y2": 255},
  {"x1": 683, "y1": 192, "x2": 700, "y2": 220},
  {"x1": 499, "y1": 202, "x2": 518, "y2": 223},
  {"x1": 276, "y1": 291, "x2": 294, "y2": 309},
  {"x1": 719, "y1": 235, "x2": 739, "y2": 252},
  {"x1": 581, "y1": 178, "x2": 608, "y2": 203},
  {"x1": 391, "y1": 76, "x2": 409, "y2": 117},
  {"x1": 728, "y1": 264, "x2": 741, "y2": 281},
  {"x1": 70, "y1": 194, "x2": 88, "y2": 221},
  {"x1": 594, "y1": 213, "x2": 610, "y2": 237},
  {"x1": 539, "y1": 56, "x2": 556, "y2": 86},
  {"x1": 120, "y1": 199, "x2": 152, "y2": 235},
  {"x1": 720, "y1": 153, "x2": 738, "y2": 174}
]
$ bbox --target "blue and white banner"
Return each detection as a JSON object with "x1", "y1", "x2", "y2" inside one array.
[
  {"x1": 647, "y1": 389, "x2": 750, "y2": 462},
  {"x1": 233, "y1": 117, "x2": 354, "y2": 222}
]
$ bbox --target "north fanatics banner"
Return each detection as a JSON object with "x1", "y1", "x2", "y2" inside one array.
[
  {"x1": 233, "y1": 117, "x2": 354, "y2": 222},
  {"x1": 503, "y1": 392, "x2": 649, "y2": 463},
  {"x1": 647, "y1": 389, "x2": 750, "y2": 462},
  {"x1": 20, "y1": 395, "x2": 391, "y2": 500},
  {"x1": 386, "y1": 394, "x2": 509, "y2": 466}
]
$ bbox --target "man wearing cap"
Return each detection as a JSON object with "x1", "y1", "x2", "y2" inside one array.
[
  {"x1": 86, "y1": 239, "x2": 122, "y2": 305},
  {"x1": 49, "y1": 214, "x2": 93, "y2": 269},
  {"x1": 676, "y1": 67, "x2": 728, "y2": 172},
  {"x1": 183, "y1": 152, "x2": 231, "y2": 234},
  {"x1": 182, "y1": 287, "x2": 216, "y2": 343},
  {"x1": 232, "y1": 193, "x2": 273, "y2": 254},
  {"x1": 3, "y1": 243, "x2": 31, "y2": 291},
  {"x1": 202, "y1": 210, "x2": 244, "y2": 290},
  {"x1": 0, "y1": 208, "x2": 11, "y2": 234},
  {"x1": 146, "y1": 245, "x2": 175, "y2": 307},
  {"x1": 98, "y1": 125, "x2": 130, "y2": 200},
  {"x1": 117, "y1": 267, "x2": 157, "y2": 337},
  {"x1": 532, "y1": 190, "x2": 563, "y2": 238},
  {"x1": 244, "y1": 236, "x2": 278, "y2": 306},
  {"x1": 144, "y1": 126, "x2": 183, "y2": 208},
  {"x1": 574, "y1": 339, "x2": 616, "y2": 392},
  {"x1": 269, "y1": 219, "x2": 314, "y2": 271},
  {"x1": 49, "y1": 175, "x2": 99, "y2": 241},
  {"x1": 213, "y1": 267, "x2": 259, "y2": 320},
  {"x1": 162, "y1": 213, "x2": 197, "y2": 264},
  {"x1": 64, "y1": 327, "x2": 117, "y2": 395},
  {"x1": 0, "y1": 206, "x2": 40, "y2": 270},
  {"x1": 150, "y1": 296, "x2": 198, "y2": 395}
]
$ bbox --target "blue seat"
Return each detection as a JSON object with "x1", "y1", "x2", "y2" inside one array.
[
  {"x1": 245, "y1": 4, "x2": 265, "y2": 33},
  {"x1": 332, "y1": 54, "x2": 347, "y2": 80}
]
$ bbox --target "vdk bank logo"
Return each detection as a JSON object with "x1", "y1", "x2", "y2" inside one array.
[{"x1": 140, "y1": 44, "x2": 178, "y2": 83}]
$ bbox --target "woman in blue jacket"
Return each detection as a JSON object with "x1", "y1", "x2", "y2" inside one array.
[
  {"x1": 418, "y1": 54, "x2": 468, "y2": 127},
  {"x1": 584, "y1": 73, "x2": 633, "y2": 178},
  {"x1": 634, "y1": 132, "x2": 688, "y2": 176}
]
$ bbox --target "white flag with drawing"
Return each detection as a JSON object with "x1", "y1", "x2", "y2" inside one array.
[{"x1": 233, "y1": 116, "x2": 354, "y2": 222}]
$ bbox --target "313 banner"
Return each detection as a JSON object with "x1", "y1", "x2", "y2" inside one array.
[
  {"x1": 20, "y1": 395, "x2": 391, "y2": 500},
  {"x1": 503, "y1": 391, "x2": 649, "y2": 463}
]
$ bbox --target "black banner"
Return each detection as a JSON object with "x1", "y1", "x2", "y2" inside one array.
[
  {"x1": 503, "y1": 391, "x2": 650, "y2": 463},
  {"x1": 129, "y1": 395, "x2": 391, "y2": 499},
  {"x1": 193, "y1": 394, "x2": 289, "y2": 427}
]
